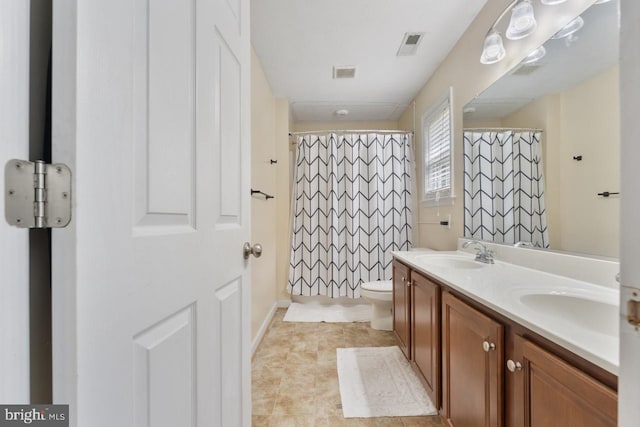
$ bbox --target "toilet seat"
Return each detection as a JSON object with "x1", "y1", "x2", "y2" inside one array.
[{"x1": 361, "y1": 280, "x2": 392, "y2": 293}]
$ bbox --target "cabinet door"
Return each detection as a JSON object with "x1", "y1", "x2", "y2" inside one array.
[
  {"x1": 411, "y1": 272, "x2": 441, "y2": 409},
  {"x1": 393, "y1": 260, "x2": 411, "y2": 359},
  {"x1": 442, "y1": 292, "x2": 504, "y2": 427},
  {"x1": 508, "y1": 335, "x2": 617, "y2": 427}
]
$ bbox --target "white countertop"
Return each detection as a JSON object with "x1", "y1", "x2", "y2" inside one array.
[{"x1": 392, "y1": 250, "x2": 619, "y2": 375}]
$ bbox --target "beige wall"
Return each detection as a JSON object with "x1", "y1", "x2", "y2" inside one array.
[
  {"x1": 398, "y1": 0, "x2": 595, "y2": 250},
  {"x1": 251, "y1": 47, "x2": 277, "y2": 340},
  {"x1": 292, "y1": 120, "x2": 399, "y2": 132},
  {"x1": 502, "y1": 94, "x2": 563, "y2": 250},
  {"x1": 251, "y1": 48, "x2": 292, "y2": 339},
  {"x1": 501, "y1": 66, "x2": 620, "y2": 258},
  {"x1": 557, "y1": 65, "x2": 619, "y2": 258},
  {"x1": 275, "y1": 99, "x2": 292, "y2": 301}
]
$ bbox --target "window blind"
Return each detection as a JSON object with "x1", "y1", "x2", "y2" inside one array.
[{"x1": 423, "y1": 97, "x2": 452, "y2": 203}]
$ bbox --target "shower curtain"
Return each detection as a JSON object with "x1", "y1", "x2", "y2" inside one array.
[
  {"x1": 288, "y1": 132, "x2": 413, "y2": 298},
  {"x1": 463, "y1": 130, "x2": 549, "y2": 248}
]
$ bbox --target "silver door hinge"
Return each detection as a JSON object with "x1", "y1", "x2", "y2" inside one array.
[{"x1": 4, "y1": 159, "x2": 71, "y2": 228}]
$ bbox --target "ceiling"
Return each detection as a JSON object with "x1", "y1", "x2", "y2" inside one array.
[
  {"x1": 465, "y1": 0, "x2": 619, "y2": 121},
  {"x1": 251, "y1": 0, "x2": 487, "y2": 123}
]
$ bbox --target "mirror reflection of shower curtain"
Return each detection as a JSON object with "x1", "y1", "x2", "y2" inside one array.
[
  {"x1": 463, "y1": 130, "x2": 549, "y2": 248},
  {"x1": 288, "y1": 132, "x2": 413, "y2": 298}
]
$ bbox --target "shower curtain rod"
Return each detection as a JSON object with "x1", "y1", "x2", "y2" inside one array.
[
  {"x1": 464, "y1": 127, "x2": 544, "y2": 133},
  {"x1": 289, "y1": 130, "x2": 414, "y2": 136}
]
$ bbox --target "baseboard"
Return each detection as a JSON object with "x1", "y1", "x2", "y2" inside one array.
[
  {"x1": 251, "y1": 300, "x2": 292, "y2": 358},
  {"x1": 251, "y1": 303, "x2": 278, "y2": 358}
]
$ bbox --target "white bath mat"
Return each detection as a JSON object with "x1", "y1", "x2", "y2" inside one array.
[
  {"x1": 336, "y1": 346, "x2": 437, "y2": 418},
  {"x1": 283, "y1": 302, "x2": 371, "y2": 323}
]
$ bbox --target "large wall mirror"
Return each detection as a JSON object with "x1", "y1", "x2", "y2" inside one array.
[{"x1": 462, "y1": 0, "x2": 619, "y2": 259}]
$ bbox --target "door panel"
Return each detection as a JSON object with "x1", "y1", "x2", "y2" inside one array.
[
  {"x1": 393, "y1": 260, "x2": 411, "y2": 359},
  {"x1": 216, "y1": 278, "x2": 243, "y2": 426},
  {"x1": 52, "y1": 0, "x2": 251, "y2": 426},
  {"x1": 442, "y1": 292, "x2": 503, "y2": 427},
  {"x1": 509, "y1": 335, "x2": 616, "y2": 427},
  {"x1": 218, "y1": 33, "x2": 242, "y2": 221},
  {"x1": 133, "y1": 0, "x2": 196, "y2": 229},
  {"x1": 411, "y1": 272, "x2": 441, "y2": 409},
  {"x1": 133, "y1": 306, "x2": 196, "y2": 427}
]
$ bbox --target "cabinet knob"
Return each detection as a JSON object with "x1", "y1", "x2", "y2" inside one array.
[
  {"x1": 507, "y1": 359, "x2": 522, "y2": 372},
  {"x1": 407, "y1": 280, "x2": 411, "y2": 288},
  {"x1": 482, "y1": 341, "x2": 496, "y2": 352}
]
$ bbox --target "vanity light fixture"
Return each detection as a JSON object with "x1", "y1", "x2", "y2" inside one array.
[
  {"x1": 480, "y1": 0, "x2": 568, "y2": 65},
  {"x1": 522, "y1": 45, "x2": 546, "y2": 64},
  {"x1": 551, "y1": 16, "x2": 584, "y2": 39},
  {"x1": 480, "y1": 30, "x2": 507, "y2": 64},
  {"x1": 506, "y1": 0, "x2": 537, "y2": 40}
]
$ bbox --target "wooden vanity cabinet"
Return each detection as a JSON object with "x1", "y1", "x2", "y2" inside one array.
[
  {"x1": 411, "y1": 271, "x2": 441, "y2": 409},
  {"x1": 442, "y1": 292, "x2": 504, "y2": 427},
  {"x1": 392, "y1": 257, "x2": 618, "y2": 427},
  {"x1": 507, "y1": 335, "x2": 617, "y2": 427},
  {"x1": 392, "y1": 260, "x2": 411, "y2": 359}
]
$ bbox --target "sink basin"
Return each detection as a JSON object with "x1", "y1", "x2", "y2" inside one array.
[
  {"x1": 414, "y1": 255, "x2": 485, "y2": 270},
  {"x1": 520, "y1": 293, "x2": 618, "y2": 337}
]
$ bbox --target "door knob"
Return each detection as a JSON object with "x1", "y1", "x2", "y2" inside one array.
[
  {"x1": 482, "y1": 341, "x2": 496, "y2": 352},
  {"x1": 243, "y1": 242, "x2": 263, "y2": 259},
  {"x1": 507, "y1": 359, "x2": 522, "y2": 372}
]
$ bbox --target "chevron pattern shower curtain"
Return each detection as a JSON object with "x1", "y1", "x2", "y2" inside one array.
[
  {"x1": 463, "y1": 130, "x2": 549, "y2": 248},
  {"x1": 288, "y1": 132, "x2": 413, "y2": 298}
]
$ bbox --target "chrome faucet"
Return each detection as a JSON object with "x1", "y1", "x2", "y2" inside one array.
[
  {"x1": 462, "y1": 240, "x2": 495, "y2": 264},
  {"x1": 514, "y1": 241, "x2": 533, "y2": 248}
]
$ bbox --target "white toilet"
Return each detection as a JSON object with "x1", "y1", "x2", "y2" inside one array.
[{"x1": 360, "y1": 280, "x2": 393, "y2": 331}]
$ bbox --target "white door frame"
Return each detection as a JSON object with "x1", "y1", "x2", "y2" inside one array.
[
  {"x1": 0, "y1": 0, "x2": 31, "y2": 403},
  {"x1": 619, "y1": 1, "x2": 640, "y2": 425}
]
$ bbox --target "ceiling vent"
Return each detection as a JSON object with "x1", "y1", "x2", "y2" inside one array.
[
  {"x1": 397, "y1": 32, "x2": 424, "y2": 56},
  {"x1": 333, "y1": 66, "x2": 357, "y2": 79}
]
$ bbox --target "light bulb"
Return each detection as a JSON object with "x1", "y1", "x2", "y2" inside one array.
[
  {"x1": 552, "y1": 16, "x2": 584, "y2": 39},
  {"x1": 506, "y1": 0, "x2": 537, "y2": 40},
  {"x1": 522, "y1": 46, "x2": 546, "y2": 64},
  {"x1": 480, "y1": 31, "x2": 506, "y2": 65}
]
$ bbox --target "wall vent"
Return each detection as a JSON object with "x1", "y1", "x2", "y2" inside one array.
[
  {"x1": 397, "y1": 32, "x2": 424, "y2": 56},
  {"x1": 333, "y1": 66, "x2": 357, "y2": 79}
]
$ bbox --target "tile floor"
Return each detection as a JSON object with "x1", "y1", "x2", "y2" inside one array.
[{"x1": 251, "y1": 308, "x2": 446, "y2": 427}]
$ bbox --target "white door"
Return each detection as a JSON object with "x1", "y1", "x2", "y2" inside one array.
[
  {"x1": 0, "y1": 0, "x2": 30, "y2": 403},
  {"x1": 620, "y1": 1, "x2": 640, "y2": 425},
  {"x1": 51, "y1": 0, "x2": 251, "y2": 426}
]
